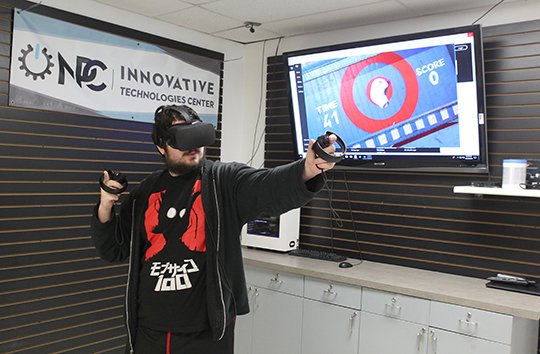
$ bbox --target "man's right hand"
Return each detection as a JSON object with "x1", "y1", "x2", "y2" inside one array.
[{"x1": 97, "y1": 170, "x2": 124, "y2": 223}]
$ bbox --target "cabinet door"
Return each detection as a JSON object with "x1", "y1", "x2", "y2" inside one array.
[
  {"x1": 234, "y1": 286, "x2": 255, "y2": 354},
  {"x1": 302, "y1": 298, "x2": 360, "y2": 354},
  {"x1": 359, "y1": 311, "x2": 428, "y2": 354},
  {"x1": 428, "y1": 329, "x2": 510, "y2": 354},
  {"x1": 251, "y1": 287, "x2": 303, "y2": 354}
]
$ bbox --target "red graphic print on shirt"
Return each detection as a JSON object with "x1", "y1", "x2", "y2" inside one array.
[
  {"x1": 144, "y1": 190, "x2": 167, "y2": 261},
  {"x1": 183, "y1": 180, "x2": 206, "y2": 252},
  {"x1": 143, "y1": 179, "x2": 206, "y2": 261}
]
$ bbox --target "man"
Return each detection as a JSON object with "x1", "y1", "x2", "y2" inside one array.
[{"x1": 91, "y1": 105, "x2": 336, "y2": 353}]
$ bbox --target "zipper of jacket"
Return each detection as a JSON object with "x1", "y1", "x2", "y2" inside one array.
[
  {"x1": 212, "y1": 175, "x2": 227, "y2": 340},
  {"x1": 126, "y1": 203, "x2": 135, "y2": 353}
]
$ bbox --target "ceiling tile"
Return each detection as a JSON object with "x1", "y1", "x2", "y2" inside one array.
[
  {"x1": 263, "y1": 0, "x2": 412, "y2": 37},
  {"x1": 398, "y1": 0, "x2": 522, "y2": 15},
  {"x1": 398, "y1": 0, "x2": 502, "y2": 15},
  {"x1": 158, "y1": 6, "x2": 243, "y2": 34},
  {"x1": 94, "y1": 0, "x2": 192, "y2": 17},
  {"x1": 200, "y1": 0, "x2": 384, "y2": 23}
]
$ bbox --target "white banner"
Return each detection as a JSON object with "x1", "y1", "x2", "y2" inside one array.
[{"x1": 9, "y1": 10, "x2": 222, "y2": 125}]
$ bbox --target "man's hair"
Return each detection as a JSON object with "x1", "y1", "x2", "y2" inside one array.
[
  {"x1": 154, "y1": 105, "x2": 199, "y2": 131},
  {"x1": 153, "y1": 105, "x2": 201, "y2": 148}
]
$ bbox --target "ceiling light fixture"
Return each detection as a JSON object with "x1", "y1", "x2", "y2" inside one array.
[{"x1": 244, "y1": 21, "x2": 261, "y2": 34}]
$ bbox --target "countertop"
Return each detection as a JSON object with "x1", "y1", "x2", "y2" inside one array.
[{"x1": 242, "y1": 247, "x2": 540, "y2": 320}]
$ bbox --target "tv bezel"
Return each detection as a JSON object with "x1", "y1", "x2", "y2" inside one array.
[{"x1": 283, "y1": 24, "x2": 488, "y2": 174}]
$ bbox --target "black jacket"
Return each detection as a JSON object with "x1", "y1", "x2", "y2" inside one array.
[{"x1": 90, "y1": 158, "x2": 323, "y2": 353}]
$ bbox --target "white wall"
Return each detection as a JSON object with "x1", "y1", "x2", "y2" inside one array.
[{"x1": 221, "y1": 41, "x2": 282, "y2": 166}]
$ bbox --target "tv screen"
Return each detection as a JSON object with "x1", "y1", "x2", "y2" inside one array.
[{"x1": 284, "y1": 25, "x2": 488, "y2": 173}]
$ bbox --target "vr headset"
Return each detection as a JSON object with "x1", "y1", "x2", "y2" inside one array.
[{"x1": 152, "y1": 105, "x2": 216, "y2": 151}]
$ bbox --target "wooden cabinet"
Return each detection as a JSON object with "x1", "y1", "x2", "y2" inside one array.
[
  {"x1": 301, "y1": 277, "x2": 361, "y2": 354},
  {"x1": 358, "y1": 289, "x2": 538, "y2": 354},
  {"x1": 359, "y1": 288, "x2": 430, "y2": 354},
  {"x1": 236, "y1": 264, "x2": 538, "y2": 354},
  {"x1": 250, "y1": 286, "x2": 303, "y2": 354},
  {"x1": 235, "y1": 266, "x2": 303, "y2": 354},
  {"x1": 429, "y1": 301, "x2": 537, "y2": 354}
]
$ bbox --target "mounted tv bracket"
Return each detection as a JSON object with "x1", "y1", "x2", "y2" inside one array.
[
  {"x1": 312, "y1": 131, "x2": 347, "y2": 163},
  {"x1": 99, "y1": 170, "x2": 128, "y2": 195}
]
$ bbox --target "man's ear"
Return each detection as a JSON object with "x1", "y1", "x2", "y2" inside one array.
[{"x1": 156, "y1": 145, "x2": 166, "y2": 157}]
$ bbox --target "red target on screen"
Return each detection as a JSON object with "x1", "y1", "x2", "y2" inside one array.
[{"x1": 340, "y1": 52, "x2": 419, "y2": 133}]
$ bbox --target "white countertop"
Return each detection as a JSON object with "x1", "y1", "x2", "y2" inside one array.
[{"x1": 242, "y1": 247, "x2": 540, "y2": 320}]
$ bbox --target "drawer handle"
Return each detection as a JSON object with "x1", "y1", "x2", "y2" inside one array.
[
  {"x1": 384, "y1": 297, "x2": 402, "y2": 314},
  {"x1": 458, "y1": 312, "x2": 478, "y2": 329},
  {"x1": 323, "y1": 284, "x2": 337, "y2": 297},
  {"x1": 270, "y1": 273, "x2": 283, "y2": 285}
]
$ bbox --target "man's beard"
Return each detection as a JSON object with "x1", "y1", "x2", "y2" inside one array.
[{"x1": 165, "y1": 154, "x2": 204, "y2": 176}]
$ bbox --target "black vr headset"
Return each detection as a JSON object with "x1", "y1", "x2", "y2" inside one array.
[{"x1": 152, "y1": 105, "x2": 216, "y2": 151}]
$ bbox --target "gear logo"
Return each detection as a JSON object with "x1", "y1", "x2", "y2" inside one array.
[{"x1": 18, "y1": 44, "x2": 54, "y2": 80}]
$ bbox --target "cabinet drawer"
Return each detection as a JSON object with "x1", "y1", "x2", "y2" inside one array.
[
  {"x1": 245, "y1": 265, "x2": 303, "y2": 296},
  {"x1": 304, "y1": 277, "x2": 361, "y2": 309},
  {"x1": 429, "y1": 301, "x2": 513, "y2": 345},
  {"x1": 362, "y1": 288, "x2": 430, "y2": 325}
]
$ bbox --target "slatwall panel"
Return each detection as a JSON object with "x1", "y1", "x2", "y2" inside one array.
[
  {"x1": 0, "y1": 1, "x2": 223, "y2": 353},
  {"x1": 266, "y1": 19, "x2": 540, "y2": 352}
]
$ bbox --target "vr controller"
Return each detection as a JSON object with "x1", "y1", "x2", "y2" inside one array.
[
  {"x1": 99, "y1": 170, "x2": 128, "y2": 195},
  {"x1": 312, "y1": 131, "x2": 346, "y2": 163}
]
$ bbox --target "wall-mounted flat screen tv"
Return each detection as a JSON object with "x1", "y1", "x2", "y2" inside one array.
[{"x1": 284, "y1": 25, "x2": 488, "y2": 173}]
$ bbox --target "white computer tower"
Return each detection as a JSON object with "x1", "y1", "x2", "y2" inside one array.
[{"x1": 241, "y1": 208, "x2": 300, "y2": 252}]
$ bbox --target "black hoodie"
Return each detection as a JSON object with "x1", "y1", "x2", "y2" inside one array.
[{"x1": 91, "y1": 158, "x2": 323, "y2": 353}]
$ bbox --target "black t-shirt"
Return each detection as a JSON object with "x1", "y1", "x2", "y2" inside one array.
[{"x1": 137, "y1": 170, "x2": 209, "y2": 332}]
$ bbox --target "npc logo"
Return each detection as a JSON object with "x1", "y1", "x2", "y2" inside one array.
[{"x1": 17, "y1": 42, "x2": 109, "y2": 92}]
